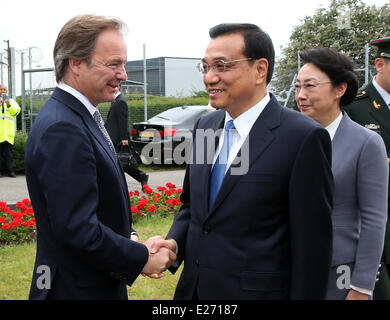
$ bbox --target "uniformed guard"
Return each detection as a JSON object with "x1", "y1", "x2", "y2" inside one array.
[
  {"x1": 345, "y1": 36, "x2": 390, "y2": 300},
  {"x1": 0, "y1": 84, "x2": 20, "y2": 178}
]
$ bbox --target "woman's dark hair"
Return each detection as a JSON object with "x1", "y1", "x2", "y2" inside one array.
[
  {"x1": 299, "y1": 47, "x2": 358, "y2": 107},
  {"x1": 209, "y1": 23, "x2": 275, "y2": 84}
]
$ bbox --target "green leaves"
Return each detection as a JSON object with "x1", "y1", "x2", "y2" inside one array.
[{"x1": 271, "y1": 0, "x2": 390, "y2": 108}]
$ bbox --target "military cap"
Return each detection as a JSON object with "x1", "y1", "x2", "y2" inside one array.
[{"x1": 370, "y1": 36, "x2": 390, "y2": 59}]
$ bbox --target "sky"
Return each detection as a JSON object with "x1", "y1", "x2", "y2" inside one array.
[{"x1": 0, "y1": 0, "x2": 388, "y2": 69}]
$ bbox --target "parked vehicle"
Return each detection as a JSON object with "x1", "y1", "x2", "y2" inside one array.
[{"x1": 131, "y1": 105, "x2": 213, "y2": 164}]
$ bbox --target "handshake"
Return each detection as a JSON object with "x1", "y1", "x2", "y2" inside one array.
[{"x1": 140, "y1": 236, "x2": 177, "y2": 279}]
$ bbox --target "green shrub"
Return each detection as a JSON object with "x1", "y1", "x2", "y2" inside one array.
[{"x1": 13, "y1": 132, "x2": 28, "y2": 174}]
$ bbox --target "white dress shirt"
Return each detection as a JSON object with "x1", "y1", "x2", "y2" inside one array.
[
  {"x1": 373, "y1": 77, "x2": 390, "y2": 109},
  {"x1": 213, "y1": 92, "x2": 271, "y2": 173},
  {"x1": 58, "y1": 82, "x2": 96, "y2": 116},
  {"x1": 325, "y1": 112, "x2": 343, "y2": 141}
]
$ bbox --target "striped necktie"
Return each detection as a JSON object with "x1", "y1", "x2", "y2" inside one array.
[{"x1": 93, "y1": 109, "x2": 116, "y2": 156}]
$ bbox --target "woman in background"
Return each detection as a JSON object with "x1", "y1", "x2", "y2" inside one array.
[{"x1": 295, "y1": 47, "x2": 388, "y2": 300}]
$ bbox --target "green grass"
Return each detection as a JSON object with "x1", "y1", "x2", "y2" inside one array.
[
  {"x1": 0, "y1": 216, "x2": 181, "y2": 300},
  {"x1": 0, "y1": 243, "x2": 36, "y2": 300},
  {"x1": 139, "y1": 163, "x2": 186, "y2": 173}
]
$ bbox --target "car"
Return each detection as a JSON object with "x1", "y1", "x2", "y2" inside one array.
[{"x1": 130, "y1": 105, "x2": 214, "y2": 164}]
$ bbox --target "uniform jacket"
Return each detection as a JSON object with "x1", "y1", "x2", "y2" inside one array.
[
  {"x1": 105, "y1": 93, "x2": 130, "y2": 146},
  {"x1": 328, "y1": 112, "x2": 388, "y2": 296},
  {"x1": 0, "y1": 99, "x2": 20, "y2": 144},
  {"x1": 25, "y1": 88, "x2": 148, "y2": 300},
  {"x1": 167, "y1": 94, "x2": 334, "y2": 300}
]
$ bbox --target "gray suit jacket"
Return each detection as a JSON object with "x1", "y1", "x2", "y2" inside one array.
[{"x1": 330, "y1": 112, "x2": 388, "y2": 293}]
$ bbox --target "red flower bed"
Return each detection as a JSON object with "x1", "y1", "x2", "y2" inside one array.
[
  {"x1": 0, "y1": 199, "x2": 36, "y2": 245},
  {"x1": 130, "y1": 182, "x2": 182, "y2": 223},
  {"x1": 0, "y1": 182, "x2": 183, "y2": 244}
]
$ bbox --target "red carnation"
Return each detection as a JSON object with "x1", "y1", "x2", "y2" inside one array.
[
  {"x1": 131, "y1": 206, "x2": 139, "y2": 213},
  {"x1": 145, "y1": 188, "x2": 154, "y2": 195},
  {"x1": 148, "y1": 205, "x2": 157, "y2": 212},
  {"x1": 166, "y1": 182, "x2": 176, "y2": 188}
]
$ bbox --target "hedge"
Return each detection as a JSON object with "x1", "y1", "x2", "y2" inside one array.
[{"x1": 98, "y1": 94, "x2": 209, "y2": 124}]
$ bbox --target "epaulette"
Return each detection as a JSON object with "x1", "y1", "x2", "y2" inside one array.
[{"x1": 356, "y1": 90, "x2": 368, "y2": 100}]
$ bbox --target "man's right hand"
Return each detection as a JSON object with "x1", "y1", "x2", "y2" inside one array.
[{"x1": 141, "y1": 236, "x2": 177, "y2": 278}]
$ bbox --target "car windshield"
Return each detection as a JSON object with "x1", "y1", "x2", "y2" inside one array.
[{"x1": 151, "y1": 108, "x2": 204, "y2": 122}]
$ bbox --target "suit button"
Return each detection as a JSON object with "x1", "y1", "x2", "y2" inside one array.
[
  {"x1": 203, "y1": 226, "x2": 211, "y2": 234},
  {"x1": 195, "y1": 259, "x2": 199, "y2": 266}
]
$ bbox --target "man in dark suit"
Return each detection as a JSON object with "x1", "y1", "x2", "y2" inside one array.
[
  {"x1": 25, "y1": 15, "x2": 175, "y2": 300},
  {"x1": 345, "y1": 36, "x2": 390, "y2": 300},
  {"x1": 151, "y1": 23, "x2": 334, "y2": 299},
  {"x1": 105, "y1": 85, "x2": 148, "y2": 187}
]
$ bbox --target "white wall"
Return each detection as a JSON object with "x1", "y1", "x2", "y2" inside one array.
[{"x1": 164, "y1": 58, "x2": 205, "y2": 97}]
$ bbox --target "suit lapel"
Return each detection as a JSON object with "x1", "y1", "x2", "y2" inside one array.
[
  {"x1": 331, "y1": 112, "x2": 350, "y2": 168},
  {"x1": 52, "y1": 88, "x2": 118, "y2": 166},
  {"x1": 366, "y1": 82, "x2": 390, "y2": 137},
  {"x1": 205, "y1": 96, "x2": 281, "y2": 220},
  {"x1": 52, "y1": 88, "x2": 127, "y2": 197}
]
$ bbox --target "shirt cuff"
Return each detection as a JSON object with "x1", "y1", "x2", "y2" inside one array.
[{"x1": 350, "y1": 284, "x2": 372, "y2": 296}]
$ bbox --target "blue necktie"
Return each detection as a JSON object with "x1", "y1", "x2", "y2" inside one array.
[{"x1": 209, "y1": 120, "x2": 235, "y2": 208}]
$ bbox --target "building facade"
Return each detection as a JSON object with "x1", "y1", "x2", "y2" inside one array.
[{"x1": 125, "y1": 57, "x2": 204, "y2": 97}]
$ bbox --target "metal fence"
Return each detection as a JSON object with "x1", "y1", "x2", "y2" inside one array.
[
  {"x1": 21, "y1": 66, "x2": 56, "y2": 133},
  {"x1": 0, "y1": 53, "x2": 9, "y2": 90}
]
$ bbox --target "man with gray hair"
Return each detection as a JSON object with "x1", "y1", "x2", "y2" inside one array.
[{"x1": 25, "y1": 15, "x2": 176, "y2": 300}]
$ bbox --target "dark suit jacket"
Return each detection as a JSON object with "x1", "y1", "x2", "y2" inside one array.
[
  {"x1": 345, "y1": 81, "x2": 390, "y2": 299},
  {"x1": 25, "y1": 88, "x2": 148, "y2": 300},
  {"x1": 105, "y1": 93, "x2": 130, "y2": 146},
  {"x1": 167, "y1": 94, "x2": 334, "y2": 300}
]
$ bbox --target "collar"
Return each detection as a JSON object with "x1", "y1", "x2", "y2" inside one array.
[
  {"x1": 325, "y1": 111, "x2": 343, "y2": 141},
  {"x1": 224, "y1": 92, "x2": 271, "y2": 139},
  {"x1": 373, "y1": 77, "x2": 390, "y2": 107},
  {"x1": 115, "y1": 91, "x2": 121, "y2": 99},
  {"x1": 58, "y1": 82, "x2": 96, "y2": 116}
]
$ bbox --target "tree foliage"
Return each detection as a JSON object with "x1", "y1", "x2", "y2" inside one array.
[{"x1": 271, "y1": 0, "x2": 390, "y2": 107}]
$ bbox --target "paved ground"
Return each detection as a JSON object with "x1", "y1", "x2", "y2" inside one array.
[{"x1": 0, "y1": 170, "x2": 186, "y2": 205}]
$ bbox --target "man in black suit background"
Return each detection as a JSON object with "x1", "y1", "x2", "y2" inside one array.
[{"x1": 105, "y1": 85, "x2": 148, "y2": 187}]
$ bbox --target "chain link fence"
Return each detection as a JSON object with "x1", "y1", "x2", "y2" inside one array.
[{"x1": 21, "y1": 68, "x2": 56, "y2": 133}]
